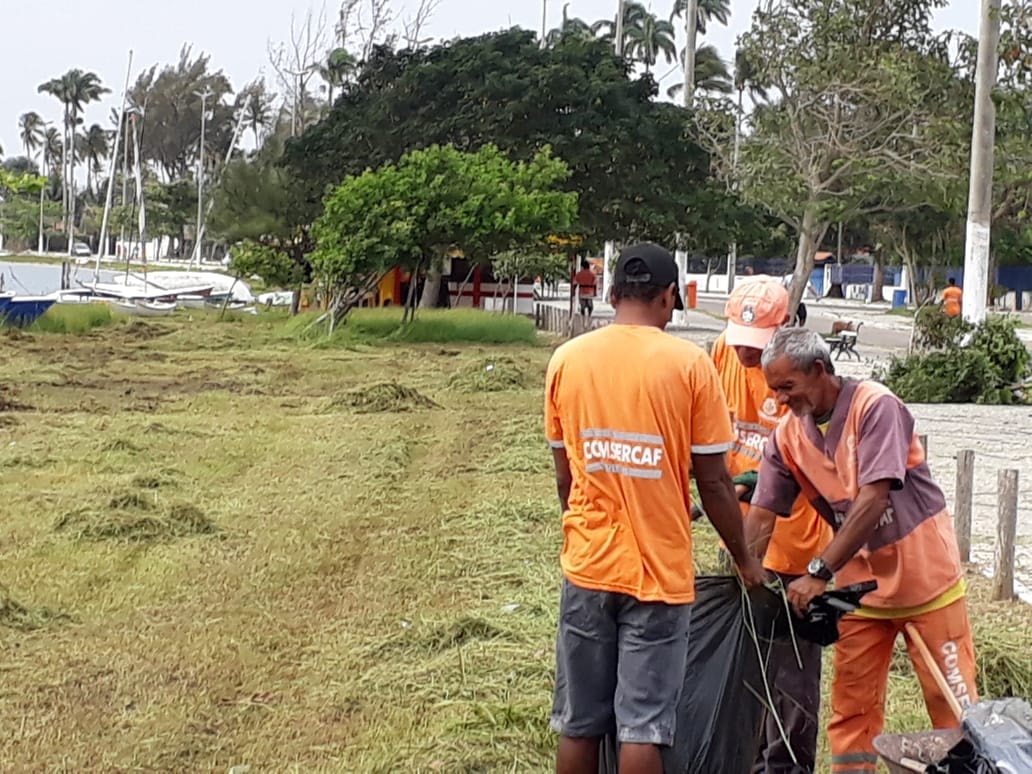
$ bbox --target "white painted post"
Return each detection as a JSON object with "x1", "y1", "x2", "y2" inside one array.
[
  {"x1": 602, "y1": 241, "x2": 616, "y2": 305},
  {"x1": 673, "y1": 248, "x2": 688, "y2": 328}
]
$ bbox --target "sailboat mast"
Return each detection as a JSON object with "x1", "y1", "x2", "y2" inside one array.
[
  {"x1": 192, "y1": 94, "x2": 251, "y2": 267},
  {"x1": 97, "y1": 49, "x2": 133, "y2": 275}
]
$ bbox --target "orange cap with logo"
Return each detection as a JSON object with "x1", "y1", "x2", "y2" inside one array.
[{"x1": 724, "y1": 276, "x2": 790, "y2": 350}]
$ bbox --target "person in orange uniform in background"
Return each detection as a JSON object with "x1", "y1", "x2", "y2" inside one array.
[
  {"x1": 942, "y1": 277, "x2": 963, "y2": 318},
  {"x1": 573, "y1": 259, "x2": 598, "y2": 318},
  {"x1": 746, "y1": 327, "x2": 978, "y2": 774},
  {"x1": 709, "y1": 277, "x2": 832, "y2": 774},
  {"x1": 546, "y1": 243, "x2": 767, "y2": 774}
]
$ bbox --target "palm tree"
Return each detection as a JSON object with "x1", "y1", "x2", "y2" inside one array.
[
  {"x1": 734, "y1": 47, "x2": 768, "y2": 105},
  {"x1": 666, "y1": 45, "x2": 733, "y2": 98},
  {"x1": 545, "y1": 4, "x2": 594, "y2": 47},
  {"x1": 38, "y1": 70, "x2": 110, "y2": 242},
  {"x1": 43, "y1": 127, "x2": 62, "y2": 177},
  {"x1": 82, "y1": 124, "x2": 111, "y2": 198},
  {"x1": 320, "y1": 48, "x2": 357, "y2": 107},
  {"x1": 236, "y1": 80, "x2": 276, "y2": 149},
  {"x1": 591, "y1": 1, "x2": 650, "y2": 49},
  {"x1": 670, "y1": 0, "x2": 730, "y2": 35},
  {"x1": 19, "y1": 112, "x2": 45, "y2": 160},
  {"x1": 624, "y1": 13, "x2": 678, "y2": 72}
]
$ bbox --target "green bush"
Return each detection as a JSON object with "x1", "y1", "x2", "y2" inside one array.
[
  {"x1": 31, "y1": 303, "x2": 116, "y2": 334},
  {"x1": 289, "y1": 308, "x2": 539, "y2": 346},
  {"x1": 881, "y1": 350, "x2": 1006, "y2": 404},
  {"x1": 882, "y1": 313, "x2": 1030, "y2": 404},
  {"x1": 969, "y1": 315, "x2": 1030, "y2": 385},
  {"x1": 912, "y1": 305, "x2": 971, "y2": 350}
]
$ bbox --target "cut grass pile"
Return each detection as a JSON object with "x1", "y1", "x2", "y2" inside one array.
[
  {"x1": 329, "y1": 381, "x2": 440, "y2": 413},
  {"x1": 0, "y1": 585, "x2": 73, "y2": 632},
  {"x1": 0, "y1": 313, "x2": 1029, "y2": 771},
  {"x1": 449, "y1": 355, "x2": 528, "y2": 392},
  {"x1": 54, "y1": 493, "x2": 218, "y2": 543}
]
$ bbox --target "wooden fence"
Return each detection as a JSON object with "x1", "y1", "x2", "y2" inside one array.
[
  {"x1": 534, "y1": 303, "x2": 609, "y2": 338},
  {"x1": 924, "y1": 436, "x2": 1024, "y2": 602}
]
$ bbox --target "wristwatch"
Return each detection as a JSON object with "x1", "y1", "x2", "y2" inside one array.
[{"x1": 807, "y1": 557, "x2": 834, "y2": 582}]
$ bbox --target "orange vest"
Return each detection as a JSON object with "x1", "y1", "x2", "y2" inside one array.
[
  {"x1": 711, "y1": 334, "x2": 830, "y2": 575},
  {"x1": 773, "y1": 381, "x2": 962, "y2": 609}
]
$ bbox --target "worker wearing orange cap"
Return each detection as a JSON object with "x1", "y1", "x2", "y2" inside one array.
[{"x1": 709, "y1": 277, "x2": 832, "y2": 773}]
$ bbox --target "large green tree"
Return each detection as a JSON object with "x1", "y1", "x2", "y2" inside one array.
[
  {"x1": 129, "y1": 47, "x2": 236, "y2": 181},
  {"x1": 697, "y1": 0, "x2": 960, "y2": 314},
  {"x1": 286, "y1": 30, "x2": 718, "y2": 248},
  {"x1": 311, "y1": 144, "x2": 577, "y2": 320},
  {"x1": 210, "y1": 135, "x2": 314, "y2": 300}
]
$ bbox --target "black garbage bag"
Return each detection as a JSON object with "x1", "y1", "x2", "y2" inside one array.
[{"x1": 599, "y1": 576, "x2": 785, "y2": 774}]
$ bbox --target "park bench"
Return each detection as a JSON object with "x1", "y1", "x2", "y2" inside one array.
[{"x1": 823, "y1": 321, "x2": 863, "y2": 361}]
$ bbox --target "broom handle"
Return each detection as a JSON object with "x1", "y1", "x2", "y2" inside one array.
[{"x1": 904, "y1": 622, "x2": 964, "y2": 723}]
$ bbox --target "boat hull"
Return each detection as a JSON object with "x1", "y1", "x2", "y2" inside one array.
[
  {"x1": 111, "y1": 300, "x2": 177, "y2": 318},
  {"x1": 0, "y1": 294, "x2": 58, "y2": 327}
]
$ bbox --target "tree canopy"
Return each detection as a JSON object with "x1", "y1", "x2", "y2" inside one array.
[
  {"x1": 286, "y1": 30, "x2": 725, "y2": 249},
  {"x1": 310, "y1": 143, "x2": 578, "y2": 316},
  {"x1": 697, "y1": 0, "x2": 966, "y2": 312}
]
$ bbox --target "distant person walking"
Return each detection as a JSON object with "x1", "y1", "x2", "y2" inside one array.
[
  {"x1": 942, "y1": 277, "x2": 963, "y2": 318},
  {"x1": 546, "y1": 243, "x2": 766, "y2": 774},
  {"x1": 573, "y1": 259, "x2": 597, "y2": 318}
]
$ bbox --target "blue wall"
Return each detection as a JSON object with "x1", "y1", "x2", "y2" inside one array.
[{"x1": 915, "y1": 266, "x2": 1032, "y2": 292}]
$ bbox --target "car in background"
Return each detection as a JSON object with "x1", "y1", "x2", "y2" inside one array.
[{"x1": 72, "y1": 241, "x2": 92, "y2": 257}]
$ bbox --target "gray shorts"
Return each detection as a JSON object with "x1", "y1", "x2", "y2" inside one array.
[{"x1": 550, "y1": 578, "x2": 692, "y2": 746}]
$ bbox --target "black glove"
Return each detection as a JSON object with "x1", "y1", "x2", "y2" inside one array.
[{"x1": 773, "y1": 580, "x2": 878, "y2": 647}]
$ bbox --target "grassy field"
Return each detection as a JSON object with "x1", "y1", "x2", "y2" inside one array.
[{"x1": 0, "y1": 308, "x2": 1029, "y2": 772}]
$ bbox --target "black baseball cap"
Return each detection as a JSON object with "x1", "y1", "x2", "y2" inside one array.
[{"x1": 613, "y1": 243, "x2": 684, "y2": 310}]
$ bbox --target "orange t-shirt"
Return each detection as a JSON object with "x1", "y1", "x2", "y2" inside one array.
[
  {"x1": 710, "y1": 334, "x2": 831, "y2": 575},
  {"x1": 573, "y1": 269, "x2": 597, "y2": 298},
  {"x1": 943, "y1": 286, "x2": 963, "y2": 317},
  {"x1": 545, "y1": 325, "x2": 735, "y2": 604}
]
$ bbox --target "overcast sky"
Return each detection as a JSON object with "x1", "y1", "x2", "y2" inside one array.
[{"x1": 0, "y1": 0, "x2": 980, "y2": 164}]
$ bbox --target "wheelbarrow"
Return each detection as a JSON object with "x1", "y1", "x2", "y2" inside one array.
[{"x1": 873, "y1": 729, "x2": 965, "y2": 773}]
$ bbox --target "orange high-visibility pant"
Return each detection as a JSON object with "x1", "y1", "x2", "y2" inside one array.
[{"x1": 829, "y1": 598, "x2": 978, "y2": 774}]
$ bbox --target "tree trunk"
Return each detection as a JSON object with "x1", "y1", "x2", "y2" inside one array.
[
  {"x1": 787, "y1": 206, "x2": 827, "y2": 318},
  {"x1": 404, "y1": 259, "x2": 423, "y2": 324},
  {"x1": 419, "y1": 260, "x2": 442, "y2": 308},
  {"x1": 871, "y1": 256, "x2": 886, "y2": 303},
  {"x1": 900, "y1": 247, "x2": 923, "y2": 305}
]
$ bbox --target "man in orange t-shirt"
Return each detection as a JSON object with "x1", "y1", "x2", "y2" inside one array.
[
  {"x1": 546, "y1": 243, "x2": 766, "y2": 774},
  {"x1": 572, "y1": 259, "x2": 598, "y2": 318},
  {"x1": 710, "y1": 277, "x2": 831, "y2": 774},
  {"x1": 746, "y1": 327, "x2": 977, "y2": 774},
  {"x1": 942, "y1": 277, "x2": 963, "y2": 318}
]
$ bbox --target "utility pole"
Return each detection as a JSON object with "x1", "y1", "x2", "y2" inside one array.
[
  {"x1": 614, "y1": 0, "x2": 626, "y2": 56},
  {"x1": 682, "y1": 0, "x2": 699, "y2": 108},
  {"x1": 963, "y1": 0, "x2": 1002, "y2": 324},
  {"x1": 286, "y1": 69, "x2": 305, "y2": 138},
  {"x1": 541, "y1": 0, "x2": 548, "y2": 49},
  {"x1": 727, "y1": 68, "x2": 744, "y2": 295},
  {"x1": 193, "y1": 88, "x2": 213, "y2": 268}
]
